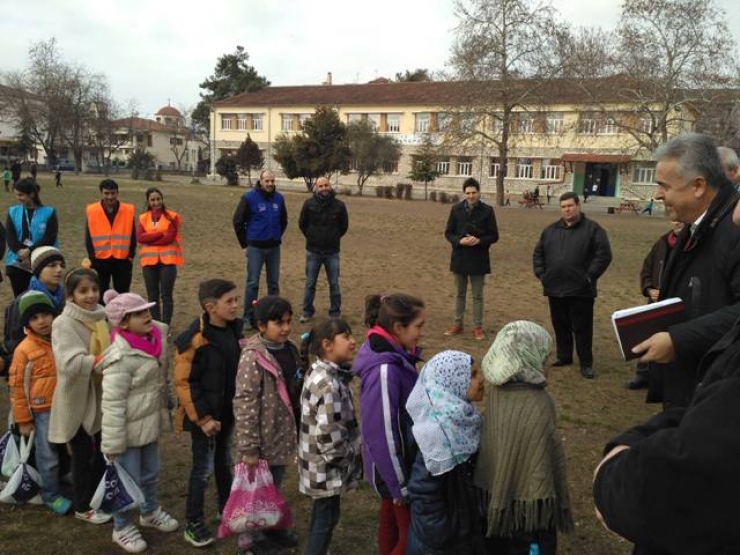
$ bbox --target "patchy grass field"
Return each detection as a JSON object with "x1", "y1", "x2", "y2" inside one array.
[{"x1": 0, "y1": 173, "x2": 665, "y2": 554}]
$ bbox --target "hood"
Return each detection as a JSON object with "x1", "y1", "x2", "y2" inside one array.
[{"x1": 352, "y1": 329, "x2": 421, "y2": 380}]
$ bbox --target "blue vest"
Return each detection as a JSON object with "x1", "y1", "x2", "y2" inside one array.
[
  {"x1": 244, "y1": 188, "x2": 284, "y2": 243},
  {"x1": 5, "y1": 205, "x2": 59, "y2": 265}
]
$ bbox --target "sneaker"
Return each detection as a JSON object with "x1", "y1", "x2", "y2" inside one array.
[
  {"x1": 75, "y1": 509, "x2": 112, "y2": 524},
  {"x1": 444, "y1": 324, "x2": 463, "y2": 336},
  {"x1": 299, "y1": 314, "x2": 312, "y2": 324},
  {"x1": 47, "y1": 495, "x2": 72, "y2": 515},
  {"x1": 140, "y1": 506, "x2": 179, "y2": 532},
  {"x1": 112, "y1": 524, "x2": 148, "y2": 553},
  {"x1": 184, "y1": 520, "x2": 214, "y2": 547},
  {"x1": 472, "y1": 327, "x2": 485, "y2": 341}
]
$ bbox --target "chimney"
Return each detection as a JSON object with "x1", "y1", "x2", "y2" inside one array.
[{"x1": 323, "y1": 72, "x2": 332, "y2": 86}]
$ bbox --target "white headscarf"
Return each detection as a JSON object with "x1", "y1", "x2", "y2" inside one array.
[
  {"x1": 482, "y1": 321, "x2": 552, "y2": 386},
  {"x1": 406, "y1": 350, "x2": 482, "y2": 476}
]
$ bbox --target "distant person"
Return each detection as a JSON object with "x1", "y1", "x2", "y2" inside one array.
[
  {"x1": 632, "y1": 133, "x2": 740, "y2": 409},
  {"x1": 137, "y1": 187, "x2": 183, "y2": 325},
  {"x1": 11, "y1": 159, "x2": 21, "y2": 186},
  {"x1": 718, "y1": 146, "x2": 740, "y2": 188},
  {"x1": 3, "y1": 166, "x2": 10, "y2": 192},
  {"x1": 443, "y1": 177, "x2": 499, "y2": 341},
  {"x1": 298, "y1": 176, "x2": 349, "y2": 323},
  {"x1": 55, "y1": 168, "x2": 62, "y2": 188},
  {"x1": 641, "y1": 198, "x2": 654, "y2": 215},
  {"x1": 30, "y1": 161, "x2": 38, "y2": 182},
  {"x1": 533, "y1": 192, "x2": 612, "y2": 379},
  {"x1": 85, "y1": 179, "x2": 136, "y2": 299},
  {"x1": 232, "y1": 169, "x2": 287, "y2": 328},
  {"x1": 5, "y1": 178, "x2": 59, "y2": 296},
  {"x1": 546, "y1": 184, "x2": 552, "y2": 204}
]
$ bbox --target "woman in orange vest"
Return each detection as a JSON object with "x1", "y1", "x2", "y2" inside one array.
[{"x1": 137, "y1": 188, "x2": 182, "y2": 325}]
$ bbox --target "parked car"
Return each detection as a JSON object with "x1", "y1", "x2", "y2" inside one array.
[{"x1": 56, "y1": 160, "x2": 75, "y2": 171}]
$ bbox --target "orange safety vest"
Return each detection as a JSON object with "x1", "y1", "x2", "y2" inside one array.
[
  {"x1": 138, "y1": 210, "x2": 183, "y2": 267},
  {"x1": 86, "y1": 202, "x2": 135, "y2": 260}
]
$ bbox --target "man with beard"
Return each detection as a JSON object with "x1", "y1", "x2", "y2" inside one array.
[
  {"x1": 232, "y1": 169, "x2": 288, "y2": 328},
  {"x1": 297, "y1": 176, "x2": 348, "y2": 323}
]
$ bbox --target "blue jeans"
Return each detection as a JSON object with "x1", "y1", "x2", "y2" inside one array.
[
  {"x1": 185, "y1": 425, "x2": 233, "y2": 523},
  {"x1": 32, "y1": 411, "x2": 61, "y2": 503},
  {"x1": 302, "y1": 251, "x2": 341, "y2": 318},
  {"x1": 112, "y1": 442, "x2": 160, "y2": 530},
  {"x1": 305, "y1": 495, "x2": 341, "y2": 555},
  {"x1": 244, "y1": 246, "x2": 281, "y2": 323}
]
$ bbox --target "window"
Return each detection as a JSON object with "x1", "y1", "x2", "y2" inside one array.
[
  {"x1": 490, "y1": 113, "x2": 504, "y2": 134},
  {"x1": 147, "y1": 135, "x2": 152, "y2": 147},
  {"x1": 460, "y1": 112, "x2": 475, "y2": 134},
  {"x1": 602, "y1": 117, "x2": 619, "y2": 135},
  {"x1": 252, "y1": 114, "x2": 263, "y2": 131},
  {"x1": 489, "y1": 157, "x2": 501, "y2": 178},
  {"x1": 415, "y1": 113, "x2": 430, "y2": 133},
  {"x1": 579, "y1": 117, "x2": 598, "y2": 135},
  {"x1": 546, "y1": 112, "x2": 563, "y2": 134},
  {"x1": 383, "y1": 159, "x2": 400, "y2": 173},
  {"x1": 516, "y1": 158, "x2": 534, "y2": 179},
  {"x1": 387, "y1": 114, "x2": 400, "y2": 133},
  {"x1": 367, "y1": 113, "x2": 380, "y2": 130},
  {"x1": 281, "y1": 114, "x2": 294, "y2": 132},
  {"x1": 518, "y1": 114, "x2": 535, "y2": 135},
  {"x1": 436, "y1": 159, "x2": 450, "y2": 175},
  {"x1": 169, "y1": 137, "x2": 183, "y2": 146},
  {"x1": 540, "y1": 158, "x2": 562, "y2": 180},
  {"x1": 237, "y1": 114, "x2": 247, "y2": 130},
  {"x1": 437, "y1": 112, "x2": 451, "y2": 132},
  {"x1": 633, "y1": 164, "x2": 656, "y2": 184},
  {"x1": 639, "y1": 116, "x2": 653, "y2": 134},
  {"x1": 457, "y1": 157, "x2": 472, "y2": 176},
  {"x1": 299, "y1": 114, "x2": 311, "y2": 127},
  {"x1": 347, "y1": 113, "x2": 362, "y2": 124},
  {"x1": 220, "y1": 114, "x2": 232, "y2": 130}
]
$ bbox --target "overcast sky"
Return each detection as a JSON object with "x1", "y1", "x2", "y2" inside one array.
[{"x1": 1, "y1": 0, "x2": 737, "y2": 119}]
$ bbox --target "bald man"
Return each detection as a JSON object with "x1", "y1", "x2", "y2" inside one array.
[{"x1": 297, "y1": 176, "x2": 349, "y2": 323}]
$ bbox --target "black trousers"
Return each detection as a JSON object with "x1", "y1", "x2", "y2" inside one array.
[
  {"x1": 68, "y1": 427, "x2": 106, "y2": 513},
  {"x1": 91, "y1": 258, "x2": 133, "y2": 301},
  {"x1": 6, "y1": 265, "x2": 32, "y2": 297},
  {"x1": 548, "y1": 296, "x2": 594, "y2": 366}
]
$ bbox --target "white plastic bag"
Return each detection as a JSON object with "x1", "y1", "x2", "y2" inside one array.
[
  {"x1": 90, "y1": 458, "x2": 145, "y2": 513},
  {"x1": 0, "y1": 433, "x2": 43, "y2": 504},
  {"x1": 1, "y1": 431, "x2": 20, "y2": 478}
]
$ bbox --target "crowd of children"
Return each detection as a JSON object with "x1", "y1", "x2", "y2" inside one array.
[{"x1": 3, "y1": 258, "x2": 575, "y2": 554}]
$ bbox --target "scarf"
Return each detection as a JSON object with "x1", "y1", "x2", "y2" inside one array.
[
  {"x1": 482, "y1": 321, "x2": 551, "y2": 386},
  {"x1": 111, "y1": 326, "x2": 162, "y2": 358},
  {"x1": 29, "y1": 276, "x2": 64, "y2": 308},
  {"x1": 474, "y1": 384, "x2": 574, "y2": 536},
  {"x1": 82, "y1": 320, "x2": 111, "y2": 356},
  {"x1": 406, "y1": 350, "x2": 481, "y2": 476}
]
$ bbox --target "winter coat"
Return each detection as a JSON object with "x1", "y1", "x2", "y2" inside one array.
[
  {"x1": 174, "y1": 313, "x2": 243, "y2": 432},
  {"x1": 298, "y1": 192, "x2": 349, "y2": 254},
  {"x1": 533, "y1": 214, "x2": 612, "y2": 298},
  {"x1": 444, "y1": 200, "x2": 499, "y2": 275},
  {"x1": 233, "y1": 334, "x2": 302, "y2": 466},
  {"x1": 48, "y1": 302, "x2": 108, "y2": 443},
  {"x1": 98, "y1": 322, "x2": 172, "y2": 456},
  {"x1": 639, "y1": 231, "x2": 672, "y2": 298},
  {"x1": 593, "y1": 320, "x2": 740, "y2": 554},
  {"x1": 352, "y1": 328, "x2": 421, "y2": 499},
  {"x1": 8, "y1": 331, "x2": 56, "y2": 424},
  {"x1": 406, "y1": 453, "x2": 486, "y2": 555},
  {"x1": 298, "y1": 359, "x2": 362, "y2": 498},
  {"x1": 648, "y1": 184, "x2": 740, "y2": 407}
]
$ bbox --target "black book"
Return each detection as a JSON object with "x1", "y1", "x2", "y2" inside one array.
[{"x1": 612, "y1": 298, "x2": 686, "y2": 360}]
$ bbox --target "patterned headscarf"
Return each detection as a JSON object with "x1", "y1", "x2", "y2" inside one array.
[
  {"x1": 406, "y1": 350, "x2": 482, "y2": 476},
  {"x1": 482, "y1": 321, "x2": 552, "y2": 386}
]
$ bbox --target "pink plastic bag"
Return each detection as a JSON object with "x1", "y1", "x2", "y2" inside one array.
[{"x1": 217, "y1": 460, "x2": 293, "y2": 538}]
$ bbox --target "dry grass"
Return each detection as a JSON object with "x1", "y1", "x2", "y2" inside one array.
[{"x1": 0, "y1": 173, "x2": 665, "y2": 554}]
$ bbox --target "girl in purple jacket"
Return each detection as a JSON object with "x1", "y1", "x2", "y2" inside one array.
[{"x1": 352, "y1": 293, "x2": 425, "y2": 555}]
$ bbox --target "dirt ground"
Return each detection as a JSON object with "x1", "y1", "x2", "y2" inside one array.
[{"x1": 0, "y1": 174, "x2": 667, "y2": 554}]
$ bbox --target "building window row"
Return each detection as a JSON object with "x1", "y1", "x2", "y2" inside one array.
[
  {"x1": 345, "y1": 112, "x2": 402, "y2": 133},
  {"x1": 221, "y1": 113, "x2": 264, "y2": 131},
  {"x1": 633, "y1": 164, "x2": 656, "y2": 184}
]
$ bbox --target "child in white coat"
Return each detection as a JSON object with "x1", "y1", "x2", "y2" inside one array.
[{"x1": 98, "y1": 290, "x2": 178, "y2": 553}]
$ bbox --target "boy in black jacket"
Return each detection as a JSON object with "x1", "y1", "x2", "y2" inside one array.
[{"x1": 174, "y1": 279, "x2": 243, "y2": 548}]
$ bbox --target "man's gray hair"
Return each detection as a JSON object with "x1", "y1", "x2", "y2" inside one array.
[
  {"x1": 718, "y1": 146, "x2": 740, "y2": 172},
  {"x1": 654, "y1": 133, "x2": 726, "y2": 190}
]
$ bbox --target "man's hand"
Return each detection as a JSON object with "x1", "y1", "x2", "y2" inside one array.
[
  {"x1": 18, "y1": 423, "x2": 34, "y2": 437},
  {"x1": 459, "y1": 235, "x2": 480, "y2": 246},
  {"x1": 647, "y1": 288, "x2": 660, "y2": 302},
  {"x1": 17, "y1": 247, "x2": 30, "y2": 260},
  {"x1": 633, "y1": 331, "x2": 675, "y2": 363},
  {"x1": 200, "y1": 419, "x2": 221, "y2": 437}
]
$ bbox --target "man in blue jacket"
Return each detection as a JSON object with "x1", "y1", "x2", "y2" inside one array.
[{"x1": 232, "y1": 169, "x2": 288, "y2": 327}]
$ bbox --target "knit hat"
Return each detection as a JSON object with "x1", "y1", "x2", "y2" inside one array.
[
  {"x1": 31, "y1": 246, "x2": 65, "y2": 276},
  {"x1": 103, "y1": 289, "x2": 155, "y2": 326},
  {"x1": 18, "y1": 291, "x2": 57, "y2": 327}
]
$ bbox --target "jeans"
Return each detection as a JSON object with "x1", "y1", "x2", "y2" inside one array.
[
  {"x1": 305, "y1": 495, "x2": 341, "y2": 555},
  {"x1": 237, "y1": 465, "x2": 290, "y2": 551},
  {"x1": 142, "y1": 263, "x2": 178, "y2": 324},
  {"x1": 112, "y1": 442, "x2": 160, "y2": 530},
  {"x1": 302, "y1": 251, "x2": 341, "y2": 318},
  {"x1": 454, "y1": 273, "x2": 485, "y2": 328},
  {"x1": 548, "y1": 297, "x2": 595, "y2": 366},
  {"x1": 243, "y1": 246, "x2": 281, "y2": 322},
  {"x1": 69, "y1": 427, "x2": 106, "y2": 513},
  {"x1": 32, "y1": 411, "x2": 61, "y2": 503},
  {"x1": 92, "y1": 258, "x2": 133, "y2": 302},
  {"x1": 185, "y1": 424, "x2": 233, "y2": 522}
]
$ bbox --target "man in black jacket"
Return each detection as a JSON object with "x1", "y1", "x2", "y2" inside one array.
[
  {"x1": 533, "y1": 192, "x2": 612, "y2": 378},
  {"x1": 297, "y1": 176, "x2": 349, "y2": 323},
  {"x1": 443, "y1": 177, "x2": 499, "y2": 341}
]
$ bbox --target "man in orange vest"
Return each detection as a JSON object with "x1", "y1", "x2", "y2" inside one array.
[{"x1": 85, "y1": 179, "x2": 136, "y2": 299}]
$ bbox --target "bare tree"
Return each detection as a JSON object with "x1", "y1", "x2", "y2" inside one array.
[{"x1": 87, "y1": 98, "x2": 138, "y2": 174}]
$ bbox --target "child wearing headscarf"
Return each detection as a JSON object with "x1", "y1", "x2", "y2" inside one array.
[
  {"x1": 405, "y1": 350, "x2": 486, "y2": 555},
  {"x1": 475, "y1": 321, "x2": 573, "y2": 555}
]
